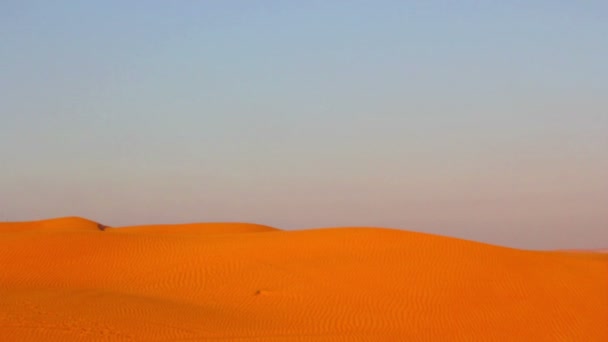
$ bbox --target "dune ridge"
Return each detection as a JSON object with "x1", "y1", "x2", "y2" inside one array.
[
  {"x1": 114, "y1": 222, "x2": 279, "y2": 235},
  {"x1": 0, "y1": 217, "x2": 606, "y2": 341},
  {"x1": 0, "y1": 216, "x2": 106, "y2": 232}
]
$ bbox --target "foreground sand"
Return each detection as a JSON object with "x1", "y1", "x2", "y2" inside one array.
[{"x1": 1, "y1": 217, "x2": 606, "y2": 341}]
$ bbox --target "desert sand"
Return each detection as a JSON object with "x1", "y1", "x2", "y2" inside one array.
[{"x1": 0, "y1": 217, "x2": 606, "y2": 341}]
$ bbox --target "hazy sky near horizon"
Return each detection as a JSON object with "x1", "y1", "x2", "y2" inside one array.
[{"x1": 1, "y1": 1, "x2": 607, "y2": 249}]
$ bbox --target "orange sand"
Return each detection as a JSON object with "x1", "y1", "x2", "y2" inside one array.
[{"x1": 1, "y1": 217, "x2": 606, "y2": 341}]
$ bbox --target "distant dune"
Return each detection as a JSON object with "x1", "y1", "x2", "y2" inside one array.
[
  {"x1": 561, "y1": 249, "x2": 608, "y2": 254},
  {"x1": 1, "y1": 217, "x2": 606, "y2": 341},
  {"x1": 115, "y1": 221, "x2": 279, "y2": 235},
  {"x1": 0, "y1": 216, "x2": 104, "y2": 232}
]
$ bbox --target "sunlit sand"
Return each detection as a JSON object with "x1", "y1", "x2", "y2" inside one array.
[{"x1": 1, "y1": 217, "x2": 606, "y2": 341}]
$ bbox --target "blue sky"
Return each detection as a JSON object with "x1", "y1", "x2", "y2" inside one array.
[{"x1": 1, "y1": 1, "x2": 607, "y2": 248}]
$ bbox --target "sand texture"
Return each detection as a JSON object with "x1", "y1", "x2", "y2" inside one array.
[{"x1": 1, "y1": 217, "x2": 606, "y2": 341}]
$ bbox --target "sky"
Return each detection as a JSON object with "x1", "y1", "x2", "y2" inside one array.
[{"x1": 1, "y1": 1, "x2": 607, "y2": 249}]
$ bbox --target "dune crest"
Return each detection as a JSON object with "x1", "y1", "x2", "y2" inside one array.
[
  {"x1": 0, "y1": 216, "x2": 107, "y2": 232},
  {"x1": 0, "y1": 218, "x2": 606, "y2": 341},
  {"x1": 114, "y1": 222, "x2": 280, "y2": 234}
]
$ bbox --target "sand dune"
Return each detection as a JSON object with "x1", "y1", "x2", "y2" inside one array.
[
  {"x1": 1, "y1": 217, "x2": 606, "y2": 341},
  {"x1": 115, "y1": 222, "x2": 279, "y2": 235},
  {"x1": 561, "y1": 249, "x2": 608, "y2": 254},
  {"x1": 0, "y1": 216, "x2": 106, "y2": 232}
]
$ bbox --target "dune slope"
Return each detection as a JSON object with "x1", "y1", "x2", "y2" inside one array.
[
  {"x1": 0, "y1": 216, "x2": 107, "y2": 232},
  {"x1": 0, "y1": 218, "x2": 607, "y2": 341},
  {"x1": 114, "y1": 222, "x2": 279, "y2": 235}
]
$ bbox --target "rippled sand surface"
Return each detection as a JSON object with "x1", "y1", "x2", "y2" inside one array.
[{"x1": 1, "y1": 217, "x2": 606, "y2": 341}]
